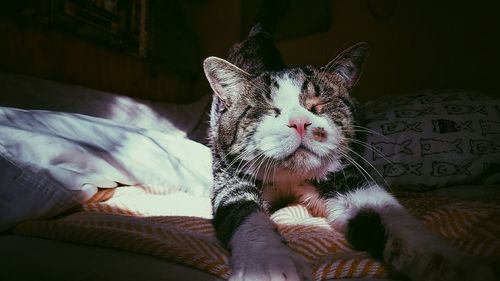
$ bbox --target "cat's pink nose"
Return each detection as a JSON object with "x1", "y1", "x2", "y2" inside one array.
[{"x1": 288, "y1": 116, "x2": 312, "y2": 137}]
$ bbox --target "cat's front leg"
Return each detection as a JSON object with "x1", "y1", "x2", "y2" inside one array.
[
  {"x1": 325, "y1": 184, "x2": 496, "y2": 281},
  {"x1": 212, "y1": 172, "x2": 311, "y2": 281},
  {"x1": 228, "y1": 212, "x2": 311, "y2": 281}
]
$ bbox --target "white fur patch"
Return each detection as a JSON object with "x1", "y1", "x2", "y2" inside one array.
[
  {"x1": 229, "y1": 212, "x2": 311, "y2": 281},
  {"x1": 273, "y1": 76, "x2": 302, "y2": 110},
  {"x1": 255, "y1": 76, "x2": 303, "y2": 159},
  {"x1": 325, "y1": 184, "x2": 400, "y2": 232},
  {"x1": 325, "y1": 184, "x2": 497, "y2": 281},
  {"x1": 253, "y1": 75, "x2": 342, "y2": 178}
]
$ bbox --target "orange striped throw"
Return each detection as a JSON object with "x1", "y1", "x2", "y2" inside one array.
[{"x1": 12, "y1": 186, "x2": 500, "y2": 280}]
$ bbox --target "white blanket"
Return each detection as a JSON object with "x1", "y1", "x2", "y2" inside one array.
[{"x1": 0, "y1": 107, "x2": 213, "y2": 231}]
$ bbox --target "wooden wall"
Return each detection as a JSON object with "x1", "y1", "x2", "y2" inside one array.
[
  {"x1": 0, "y1": 20, "x2": 195, "y2": 102},
  {"x1": 184, "y1": 0, "x2": 500, "y2": 102},
  {"x1": 1, "y1": 0, "x2": 499, "y2": 103}
]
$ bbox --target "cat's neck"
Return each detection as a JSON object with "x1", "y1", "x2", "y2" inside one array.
[
  {"x1": 258, "y1": 167, "x2": 310, "y2": 186},
  {"x1": 256, "y1": 161, "x2": 345, "y2": 186}
]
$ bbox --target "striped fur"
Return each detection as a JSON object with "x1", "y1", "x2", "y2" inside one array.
[
  {"x1": 204, "y1": 27, "x2": 367, "y2": 243},
  {"x1": 203, "y1": 25, "x2": 496, "y2": 281}
]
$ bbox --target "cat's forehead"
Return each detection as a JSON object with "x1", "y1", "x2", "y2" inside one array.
[
  {"x1": 272, "y1": 73, "x2": 302, "y2": 108},
  {"x1": 268, "y1": 68, "x2": 309, "y2": 85},
  {"x1": 261, "y1": 68, "x2": 324, "y2": 108},
  {"x1": 263, "y1": 68, "x2": 306, "y2": 94}
]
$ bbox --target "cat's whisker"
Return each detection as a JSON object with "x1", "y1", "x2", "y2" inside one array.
[
  {"x1": 340, "y1": 147, "x2": 373, "y2": 180},
  {"x1": 346, "y1": 138, "x2": 394, "y2": 165},
  {"x1": 248, "y1": 152, "x2": 268, "y2": 184},
  {"x1": 261, "y1": 158, "x2": 271, "y2": 184},
  {"x1": 338, "y1": 151, "x2": 376, "y2": 186},
  {"x1": 222, "y1": 153, "x2": 249, "y2": 173},
  {"x1": 259, "y1": 154, "x2": 272, "y2": 180},
  {"x1": 238, "y1": 147, "x2": 283, "y2": 184},
  {"x1": 221, "y1": 141, "x2": 292, "y2": 184},
  {"x1": 270, "y1": 158, "x2": 280, "y2": 185},
  {"x1": 272, "y1": 160, "x2": 278, "y2": 189},
  {"x1": 222, "y1": 147, "x2": 261, "y2": 173},
  {"x1": 270, "y1": 159, "x2": 279, "y2": 185},
  {"x1": 202, "y1": 27, "x2": 476, "y2": 281},
  {"x1": 344, "y1": 146, "x2": 392, "y2": 191},
  {"x1": 352, "y1": 125, "x2": 390, "y2": 140},
  {"x1": 235, "y1": 151, "x2": 265, "y2": 181},
  {"x1": 347, "y1": 155, "x2": 386, "y2": 192},
  {"x1": 340, "y1": 164, "x2": 348, "y2": 188}
]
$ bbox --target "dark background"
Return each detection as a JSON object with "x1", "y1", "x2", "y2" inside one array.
[{"x1": 1, "y1": 0, "x2": 499, "y2": 103}]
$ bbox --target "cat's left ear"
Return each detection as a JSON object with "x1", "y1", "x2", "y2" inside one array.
[
  {"x1": 203, "y1": 56, "x2": 252, "y2": 108},
  {"x1": 322, "y1": 42, "x2": 369, "y2": 90}
]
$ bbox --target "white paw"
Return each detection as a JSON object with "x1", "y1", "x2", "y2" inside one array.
[{"x1": 229, "y1": 243, "x2": 311, "y2": 281}]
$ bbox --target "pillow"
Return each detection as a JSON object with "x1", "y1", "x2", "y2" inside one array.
[
  {"x1": 362, "y1": 89, "x2": 500, "y2": 192},
  {"x1": 0, "y1": 72, "x2": 210, "y2": 143}
]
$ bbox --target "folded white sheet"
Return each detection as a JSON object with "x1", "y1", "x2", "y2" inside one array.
[{"x1": 0, "y1": 107, "x2": 213, "y2": 231}]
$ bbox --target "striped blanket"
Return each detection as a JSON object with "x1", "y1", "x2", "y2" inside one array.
[{"x1": 12, "y1": 186, "x2": 500, "y2": 280}]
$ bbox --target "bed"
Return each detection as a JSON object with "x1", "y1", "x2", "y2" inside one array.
[{"x1": 0, "y1": 72, "x2": 498, "y2": 281}]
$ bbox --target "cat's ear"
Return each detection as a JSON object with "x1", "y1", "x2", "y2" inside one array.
[
  {"x1": 203, "y1": 57, "x2": 252, "y2": 108},
  {"x1": 322, "y1": 42, "x2": 369, "y2": 90}
]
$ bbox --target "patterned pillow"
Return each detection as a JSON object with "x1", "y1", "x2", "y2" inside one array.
[{"x1": 362, "y1": 89, "x2": 500, "y2": 192}]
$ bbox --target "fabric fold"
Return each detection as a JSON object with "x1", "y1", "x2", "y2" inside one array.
[{"x1": 0, "y1": 107, "x2": 213, "y2": 231}]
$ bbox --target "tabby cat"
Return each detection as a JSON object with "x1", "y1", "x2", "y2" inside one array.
[{"x1": 203, "y1": 25, "x2": 494, "y2": 281}]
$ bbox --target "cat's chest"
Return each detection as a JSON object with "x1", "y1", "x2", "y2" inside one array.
[{"x1": 261, "y1": 179, "x2": 327, "y2": 217}]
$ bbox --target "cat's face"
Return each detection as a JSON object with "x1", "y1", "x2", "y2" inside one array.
[
  {"x1": 251, "y1": 69, "x2": 356, "y2": 180},
  {"x1": 204, "y1": 43, "x2": 368, "y2": 181}
]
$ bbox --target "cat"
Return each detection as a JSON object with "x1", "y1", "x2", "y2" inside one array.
[{"x1": 202, "y1": 24, "x2": 495, "y2": 281}]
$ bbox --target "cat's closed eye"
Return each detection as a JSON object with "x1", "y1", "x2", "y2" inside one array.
[
  {"x1": 273, "y1": 108, "x2": 281, "y2": 117},
  {"x1": 310, "y1": 103, "x2": 328, "y2": 115}
]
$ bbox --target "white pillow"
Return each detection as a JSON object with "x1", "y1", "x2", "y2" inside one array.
[
  {"x1": 363, "y1": 90, "x2": 500, "y2": 192},
  {"x1": 0, "y1": 72, "x2": 210, "y2": 143}
]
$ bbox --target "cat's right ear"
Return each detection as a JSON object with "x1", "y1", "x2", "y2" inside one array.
[
  {"x1": 322, "y1": 42, "x2": 369, "y2": 90},
  {"x1": 203, "y1": 57, "x2": 251, "y2": 108}
]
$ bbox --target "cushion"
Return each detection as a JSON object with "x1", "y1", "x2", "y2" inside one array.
[
  {"x1": 0, "y1": 72, "x2": 211, "y2": 143},
  {"x1": 362, "y1": 89, "x2": 500, "y2": 192}
]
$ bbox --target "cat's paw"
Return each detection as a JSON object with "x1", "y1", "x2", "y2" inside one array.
[
  {"x1": 229, "y1": 244, "x2": 311, "y2": 281},
  {"x1": 407, "y1": 251, "x2": 496, "y2": 281}
]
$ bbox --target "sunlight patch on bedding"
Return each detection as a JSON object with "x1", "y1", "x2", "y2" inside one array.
[
  {"x1": 104, "y1": 192, "x2": 213, "y2": 218},
  {"x1": 111, "y1": 130, "x2": 213, "y2": 197}
]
